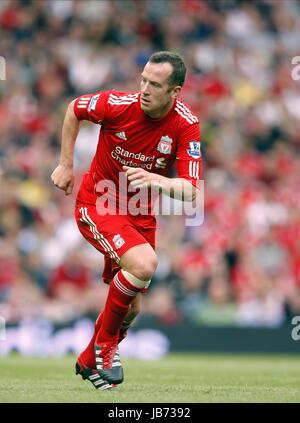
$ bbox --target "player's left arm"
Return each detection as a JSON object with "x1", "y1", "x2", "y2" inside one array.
[{"x1": 124, "y1": 123, "x2": 202, "y2": 202}]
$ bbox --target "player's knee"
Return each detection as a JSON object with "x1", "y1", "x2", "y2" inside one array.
[{"x1": 130, "y1": 255, "x2": 158, "y2": 281}]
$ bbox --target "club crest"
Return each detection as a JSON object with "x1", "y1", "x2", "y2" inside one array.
[
  {"x1": 113, "y1": 234, "x2": 125, "y2": 249},
  {"x1": 157, "y1": 135, "x2": 173, "y2": 155}
]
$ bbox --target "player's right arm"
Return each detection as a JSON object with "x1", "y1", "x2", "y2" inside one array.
[
  {"x1": 51, "y1": 91, "x2": 108, "y2": 195},
  {"x1": 51, "y1": 100, "x2": 80, "y2": 195}
]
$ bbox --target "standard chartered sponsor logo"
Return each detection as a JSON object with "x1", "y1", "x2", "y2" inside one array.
[
  {"x1": 114, "y1": 146, "x2": 155, "y2": 162},
  {"x1": 111, "y1": 146, "x2": 156, "y2": 170},
  {"x1": 155, "y1": 157, "x2": 167, "y2": 169}
]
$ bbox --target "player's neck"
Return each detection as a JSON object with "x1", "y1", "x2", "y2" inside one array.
[{"x1": 144, "y1": 99, "x2": 174, "y2": 119}]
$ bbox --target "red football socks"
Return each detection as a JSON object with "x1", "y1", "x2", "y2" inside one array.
[
  {"x1": 78, "y1": 312, "x2": 103, "y2": 368},
  {"x1": 95, "y1": 270, "x2": 141, "y2": 345}
]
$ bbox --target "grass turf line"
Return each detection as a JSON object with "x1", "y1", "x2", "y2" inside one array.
[{"x1": 0, "y1": 353, "x2": 300, "y2": 403}]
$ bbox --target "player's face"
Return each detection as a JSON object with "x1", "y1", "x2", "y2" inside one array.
[{"x1": 140, "y1": 62, "x2": 181, "y2": 118}]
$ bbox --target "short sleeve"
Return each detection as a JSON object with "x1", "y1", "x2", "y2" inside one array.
[
  {"x1": 176, "y1": 122, "x2": 202, "y2": 186},
  {"x1": 74, "y1": 91, "x2": 109, "y2": 124}
]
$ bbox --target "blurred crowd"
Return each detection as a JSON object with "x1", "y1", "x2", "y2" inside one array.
[{"x1": 1, "y1": 0, "x2": 300, "y2": 328}]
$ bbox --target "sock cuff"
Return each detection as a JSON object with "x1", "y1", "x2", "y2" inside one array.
[
  {"x1": 114, "y1": 270, "x2": 141, "y2": 295},
  {"x1": 121, "y1": 270, "x2": 151, "y2": 289}
]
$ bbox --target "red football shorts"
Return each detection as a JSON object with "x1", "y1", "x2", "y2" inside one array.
[{"x1": 75, "y1": 204, "x2": 156, "y2": 284}]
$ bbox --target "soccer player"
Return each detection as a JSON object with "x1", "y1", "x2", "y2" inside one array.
[{"x1": 51, "y1": 51, "x2": 202, "y2": 388}]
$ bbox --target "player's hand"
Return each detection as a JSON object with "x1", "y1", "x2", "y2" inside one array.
[
  {"x1": 51, "y1": 163, "x2": 74, "y2": 195},
  {"x1": 123, "y1": 166, "x2": 159, "y2": 189}
]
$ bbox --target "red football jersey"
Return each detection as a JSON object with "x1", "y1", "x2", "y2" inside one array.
[{"x1": 74, "y1": 90, "x2": 202, "y2": 215}]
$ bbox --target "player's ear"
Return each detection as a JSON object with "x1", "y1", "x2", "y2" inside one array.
[{"x1": 171, "y1": 85, "x2": 182, "y2": 99}]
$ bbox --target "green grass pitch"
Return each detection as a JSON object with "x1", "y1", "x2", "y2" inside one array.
[{"x1": 0, "y1": 353, "x2": 300, "y2": 403}]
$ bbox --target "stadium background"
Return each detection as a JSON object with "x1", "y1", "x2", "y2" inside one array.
[{"x1": 1, "y1": 0, "x2": 300, "y2": 357}]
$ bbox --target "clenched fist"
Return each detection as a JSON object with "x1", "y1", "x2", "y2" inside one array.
[{"x1": 51, "y1": 163, "x2": 74, "y2": 195}]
